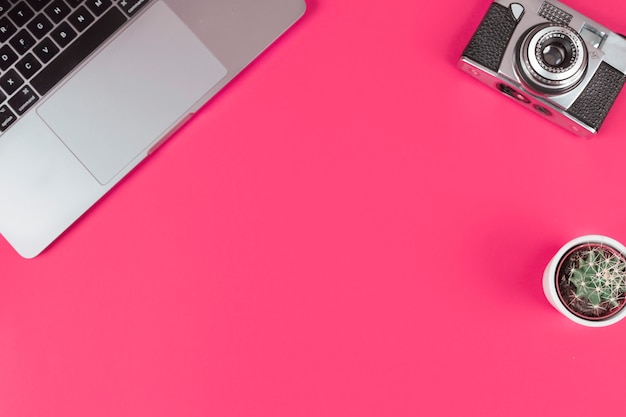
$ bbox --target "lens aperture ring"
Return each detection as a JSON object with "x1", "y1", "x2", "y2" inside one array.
[
  {"x1": 534, "y1": 31, "x2": 578, "y2": 74},
  {"x1": 517, "y1": 24, "x2": 588, "y2": 94}
]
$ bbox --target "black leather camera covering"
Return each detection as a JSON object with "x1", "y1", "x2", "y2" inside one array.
[
  {"x1": 462, "y1": 3, "x2": 518, "y2": 72},
  {"x1": 568, "y1": 62, "x2": 626, "y2": 131}
]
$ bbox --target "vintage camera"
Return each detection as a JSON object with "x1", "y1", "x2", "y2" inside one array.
[{"x1": 459, "y1": 0, "x2": 626, "y2": 136}]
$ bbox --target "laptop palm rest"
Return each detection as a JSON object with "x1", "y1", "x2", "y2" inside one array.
[{"x1": 37, "y1": 1, "x2": 227, "y2": 185}]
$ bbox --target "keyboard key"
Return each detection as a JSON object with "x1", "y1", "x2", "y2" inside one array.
[
  {"x1": 9, "y1": 29, "x2": 36, "y2": 54},
  {"x1": 0, "y1": 16, "x2": 17, "y2": 43},
  {"x1": 51, "y1": 21, "x2": 76, "y2": 47},
  {"x1": 16, "y1": 52, "x2": 42, "y2": 78},
  {"x1": 0, "y1": 105, "x2": 17, "y2": 132},
  {"x1": 0, "y1": 44, "x2": 18, "y2": 71},
  {"x1": 44, "y1": 0, "x2": 70, "y2": 23},
  {"x1": 69, "y1": 6, "x2": 94, "y2": 32},
  {"x1": 25, "y1": 0, "x2": 46, "y2": 11},
  {"x1": 33, "y1": 37, "x2": 60, "y2": 63},
  {"x1": 0, "y1": 69, "x2": 24, "y2": 95},
  {"x1": 0, "y1": 0, "x2": 11, "y2": 14},
  {"x1": 66, "y1": 0, "x2": 83, "y2": 6},
  {"x1": 31, "y1": 7, "x2": 126, "y2": 95},
  {"x1": 8, "y1": 1, "x2": 34, "y2": 26},
  {"x1": 8, "y1": 85, "x2": 38, "y2": 115},
  {"x1": 118, "y1": 0, "x2": 149, "y2": 17},
  {"x1": 27, "y1": 13, "x2": 53, "y2": 39},
  {"x1": 86, "y1": 0, "x2": 111, "y2": 16}
]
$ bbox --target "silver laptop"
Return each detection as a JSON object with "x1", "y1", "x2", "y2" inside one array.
[{"x1": 0, "y1": 0, "x2": 306, "y2": 258}]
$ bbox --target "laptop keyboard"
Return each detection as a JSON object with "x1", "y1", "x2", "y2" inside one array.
[{"x1": 0, "y1": 0, "x2": 151, "y2": 133}]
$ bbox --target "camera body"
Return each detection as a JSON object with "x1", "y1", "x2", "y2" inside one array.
[{"x1": 459, "y1": 0, "x2": 626, "y2": 136}]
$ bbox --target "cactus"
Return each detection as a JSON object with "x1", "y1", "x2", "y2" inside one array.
[{"x1": 565, "y1": 246, "x2": 626, "y2": 315}]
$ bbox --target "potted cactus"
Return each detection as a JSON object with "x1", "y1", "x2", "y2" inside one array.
[{"x1": 543, "y1": 235, "x2": 626, "y2": 327}]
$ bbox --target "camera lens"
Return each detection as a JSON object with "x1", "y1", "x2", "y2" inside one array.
[
  {"x1": 516, "y1": 24, "x2": 588, "y2": 94},
  {"x1": 542, "y1": 44, "x2": 566, "y2": 66},
  {"x1": 497, "y1": 83, "x2": 530, "y2": 103}
]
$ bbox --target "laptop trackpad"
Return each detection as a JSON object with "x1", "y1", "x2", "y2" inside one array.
[{"x1": 38, "y1": 2, "x2": 227, "y2": 185}]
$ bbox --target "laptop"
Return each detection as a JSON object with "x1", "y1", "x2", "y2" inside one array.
[{"x1": 0, "y1": 0, "x2": 306, "y2": 258}]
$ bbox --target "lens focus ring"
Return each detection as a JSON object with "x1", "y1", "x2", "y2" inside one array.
[
  {"x1": 535, "y1": 32, "x2": 578, "y2": 73},
  {"x1": 517, "y1": 24, "x2": 588, "y2": 94}
]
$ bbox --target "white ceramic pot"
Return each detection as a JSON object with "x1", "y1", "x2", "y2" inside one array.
[{"x1": 543, "y1": 235, "x2": 626, "y2": 327}]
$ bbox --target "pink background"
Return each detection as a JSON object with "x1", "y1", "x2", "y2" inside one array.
[{"x1": 3, "y1": 0, "x2": 626, "y2": 415}]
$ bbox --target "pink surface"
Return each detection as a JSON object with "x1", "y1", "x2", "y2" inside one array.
[{"x1": 3, "y1": 0, "x2": 626, "y2": 415}]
